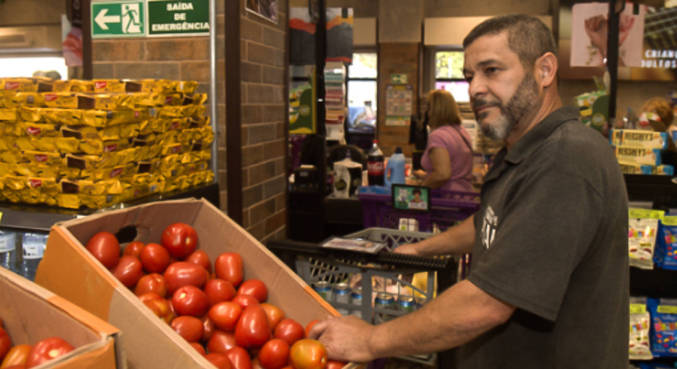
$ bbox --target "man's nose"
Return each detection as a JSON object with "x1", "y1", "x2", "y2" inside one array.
[{"x1": 468, "y1": 75, "x2": 487, "y2": 101}]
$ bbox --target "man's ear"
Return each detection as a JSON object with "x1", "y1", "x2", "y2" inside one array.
[{"x1": 535, "y1": 52, "x2": 558, "y2": 87}]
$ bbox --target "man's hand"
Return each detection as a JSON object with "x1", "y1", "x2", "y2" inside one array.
[
  {"x1": 308, "y1": 316, "x2": 378, "y2": 363},
  {"x1": 393, "y1": 243, "x2": 420, "y2": 256}
]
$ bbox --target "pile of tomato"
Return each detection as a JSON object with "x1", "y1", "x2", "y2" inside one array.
[
  {"x1": 0, "y1": 318, "x2": 74, "y2": 368},
  {"x1": 84, "y1": 223, "x2": 343, "y2": 369}
]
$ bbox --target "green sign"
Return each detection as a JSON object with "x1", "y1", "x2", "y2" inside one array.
[
  {"x1": 92, "y1": 1, "x2": 145, "y2": 38},
  {"x1": 148, "y1": 0, "x2": 210, "y2": 36}
]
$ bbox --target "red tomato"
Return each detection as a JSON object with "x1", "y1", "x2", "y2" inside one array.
[
  {"x1": 171, "y1": 316, "x2": 204, "y2": 342},
  {"x1": 258, "y1": 338, "x2": 289, "y2": 369},
  {"x1": 261, "y1": 303, "x2": 285, "y2": 331},
  {"x1": 235, "y1": 304, "x2": 270, "y2": 349},
  {"x1": 232, "y1": 294, "x2": 259, "y2": 308},
  {"x1": 1, "y1": 344, "x2": 32, "y2": 367},
  {"x1": 289, "y1": 339, "x2": 327, "y2": 369},
  {"x1": 190, "y1": 342, "x2": 206, "y2": 355},
  {"x1": 139, "y1": 292, "x2": 174, "y2": 323},
  {"x1": 326, "y1": 360, "x2": 345, "y2": 369},
  {"x1": 112, "y1": 255, "x2": 143, "y2": 288},
  {"x1": 274, "y1": 319, "x2": 305, "y2": 346},
  {"x1": 203, "y1": 316, "x2": 215, "y2": 342},
  {"x1": 304, "y1": 320, "x2": 319, "y2": 338},
  {"x1": 172, "y1": 285, "x2": 209, "y2": 317},
  {"x1": 226, "y1": 346, "x2": 253, "y2": 369},
  {"x1": 0, "y1": 328, "x2": 11, "y2": 362},
  {"x1": 204, "y1": 278, "x2": 237, "y2": 306},
  {"x1": 134, "y1": 273, "x2": 168, "y2": 297},
  {"x1": 205, "y1": 352, "x2": 233, "y2": 369},
  {"x1": 163, "y1": 261, "x2": 209, "y2": 293},
  {"x1": 237, "y1": 279, "x2": 268, "y2": 303},
  {"x1": 207, "y1": 331, "x2": 237, "y2": 354},
  {"x1": 161, "y1": 223, "x2": 198, "y2": 259},
  {"x1": 4, "y1": 365, "x2": 27, "y2": 369},
  {"x1": 215, "y1": 253, "x2": 243, "y2": 287},
  {"x1": 123, "y1": 241, "x2": 145, "y2": 258},
  {"x1": 25, "y1": 337, "x2": 74, "y2": 368},
  {"x1": 85, "y1": 231, "x2": 120, "y2": 269},
  {"x1": 186, "y1": 250, "x2": 212, "y2": 274},
  {"x1": 140, "y1": 243, "x2": 171, "y2": 273},
  {"x1": 209, "y1": 301, "x2": 242, "y2": 332}
]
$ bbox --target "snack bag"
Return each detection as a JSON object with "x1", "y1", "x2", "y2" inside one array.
[
  {"x1": 629, "y1": 208, "x2": 664, "y2": 270},
  {"x1": 655, "y1": 216, "x2": 677, "y2": 270},
  {"x1": 648, "y1": 298, "x2": 677, "y2": 357},
  {"x1": 629, "y1": 297, "x2": 653, "y2": 360}
]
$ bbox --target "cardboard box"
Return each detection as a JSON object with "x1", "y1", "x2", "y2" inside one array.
[
  {"x1": 36, "y1": 198, "x2": 339, "y2": 369},
  {"x1": 0, "y1": 266, "x2": 121, "y2": 369}
]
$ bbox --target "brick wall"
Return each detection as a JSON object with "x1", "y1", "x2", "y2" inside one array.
[{"x1": 240, "y1": 2, "x2": 288, "y2": 241}]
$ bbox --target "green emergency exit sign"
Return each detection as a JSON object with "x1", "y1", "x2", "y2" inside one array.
[
  {"x1": 148, "y1": 0, "x2": 210, "y2": 36},
  {"x1": 92, "y1": 1, "x2": 145, "y2": 38}
]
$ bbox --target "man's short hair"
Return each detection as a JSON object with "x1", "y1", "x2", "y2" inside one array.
[{"x1": 463, "y1": 14, "x2": 557, "y2": 68}]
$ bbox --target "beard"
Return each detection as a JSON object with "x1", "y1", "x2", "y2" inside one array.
[{"x1": 473, "y1": 73, "x2": 540, "y2": 141}]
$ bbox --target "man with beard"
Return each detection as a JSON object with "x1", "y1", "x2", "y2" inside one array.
[{"x1": 309, "y1": 15, "x2": 628, "y2": 369}]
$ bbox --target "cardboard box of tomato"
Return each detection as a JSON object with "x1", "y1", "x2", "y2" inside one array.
[
  {"x1": 35, "y1": 198, "x2": 340, "y2": 369},
  {"x1": 0, "y1": 266, "x2": 122, "y2": 368}
]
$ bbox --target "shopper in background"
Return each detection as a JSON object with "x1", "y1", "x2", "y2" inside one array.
[
  {"x1": 410, "y1": 89, "x2": 474, "y2": 192},
  {"x1": 640, "y1": 96, "x2": 676, "y2": 166},
  {"x1": 309, "y1": 14, "x2": 629, "y2": 369}
]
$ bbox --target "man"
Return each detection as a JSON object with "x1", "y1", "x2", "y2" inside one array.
[{"x1": 309, "y1": 14, "x2": 629, "y2": 368}]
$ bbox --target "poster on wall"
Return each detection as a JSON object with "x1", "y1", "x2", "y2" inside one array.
[
  {"x1": 386, "y1": 85, "x2": 413, "y2": 117},
  {"x1": 245, "y1": 0, "x2": 278, "y2": 24},
  {"x1": 289, "y1": 75, "x2": 316, "y2": 134},
  {"x1": 289, "y1": 7, "x2": 353, "y2": 65},
  {"x1": 560, "y1": 1, "x2": 677, "y2": 81}
]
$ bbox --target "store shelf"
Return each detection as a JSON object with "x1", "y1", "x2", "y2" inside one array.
[
  {"x1": 0, "y1": 182, "x2": 220, "y2": 233},
  {"x1": 625, "y1": 174, "x2": 677, "y2": 209}
]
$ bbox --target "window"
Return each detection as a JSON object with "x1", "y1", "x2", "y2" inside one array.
[
  {"x1": 347, "y1": 52, "x2": 377, "y2": 131},
  {"x1": 434, "y1": 50, "x2": 469, "y2": 102},
  {"x1": 0, "y1": 57, "x2": 67, "y2": 79}
]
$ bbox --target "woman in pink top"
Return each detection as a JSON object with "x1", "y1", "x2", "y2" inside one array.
[{"x1": 414, "y1": 90, "x2": 474, "y2": 192}]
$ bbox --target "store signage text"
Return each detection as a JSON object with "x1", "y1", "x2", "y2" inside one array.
[{"x1": 641, "y1": 49, "x2": 677, "y2": 69}]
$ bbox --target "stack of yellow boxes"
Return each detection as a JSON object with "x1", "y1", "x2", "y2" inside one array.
[
  {"x1": 610, "y1": 128, "x2": 674, "y2": 176},
  {"x1": 0, "y1": 78, "x2": 214, "y2": 209}
]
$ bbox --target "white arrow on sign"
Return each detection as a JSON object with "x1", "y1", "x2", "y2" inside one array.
[{"x1": 95, "y1": 8, "x2": 121, "y2": 30}]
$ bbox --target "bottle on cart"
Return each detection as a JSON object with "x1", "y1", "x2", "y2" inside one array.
[
  {"x1": 385, "y1": 147, "x2": 406, "y2": 189},
  {"x1": 20, "y1": 232, "x2": 48, "y2": 281},
  {"x1": 367, "y1": 139, "x2": 385, "y2": 186},
  {"x1": 0, "y1": 231, "x2": 17, "y2": 272}
]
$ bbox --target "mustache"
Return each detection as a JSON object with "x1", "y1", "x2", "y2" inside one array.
[{"x1": 471, "y1": 99, "x2": 500, "y2": 111}]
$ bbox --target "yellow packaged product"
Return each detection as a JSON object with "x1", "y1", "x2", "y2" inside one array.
[
  {"x1": 128, "y1": 92, "x2": 164, "y2": 107},
  {"x1": 42, "y1": 92, "x2": 80, "y2": 109},
  {"x1": 12, "y1": 163, "x2": 62, "y2": 178},
  {"x1": 614, "y1": 146, "x2": 662, "y2": 166},
  {"x1": 63, "y1": 125, "x2": 120, "y2": 141},
  {"x1": 52, "y1": 79, "x2": 94, "y2": 93},
  {"x1": 61, "y1": 178, "x2": 125, "y2": 196},
  {"x1": 66, "y1": 148, "x2": 136, "y2": 170},
  {"x1": 23, "y1": 150, "x2": 63, "y2": 166},
  {"x1": 1, "y1": 78, "x2": 37, "y2": 92},
  {"x1": 0, "y1": 162, "x2": 11, "y2": 176},
  {"x1": 19, "y1": 122, "x2": 58, "y2": 137},
  {"x1": 177, "y1": 80, "x2": 199, "y2": 94},
  {"x1": 54, "y1": 137, "x2": 81, "y2": 154},
  {"x1": 0, "y1": 108, "x2": 17, "y2": 121},
  {"x1": 56, "y1": 193, "x2": 80, "y2": 209},
  {"x1": 79, "y1": 109, "x2": 149, "y2": 127},
  {"x1": 31, "y1": 137, "x2": 59, "y2": 152},
  {"x1": 88, "y1": 93, "x2": 136, "y2": 110},
  {"x1": 0, "y1": 150, "x2": 23, "y2": 164},
  {"x1": 79, "y1": 194, "x2": 121, "y2": 209},
  {"x1": 93, "y1": 80, "x2": 125, "y2": 93},
  {"x1": 161, "y1": 143, "x2": 185, "y2": 156},
  {"x1": 185, "y1": 93, "x2": 208, "y2": 106},
  {"x1": 0, "y1": 91, "x2": 13, "y2": 108},
  {"x1": 80, "y1": 139, "x2": 130, "y2": 155},
  {"x1": 13, "y1": 92, "x2": 45, "y2": 107}
]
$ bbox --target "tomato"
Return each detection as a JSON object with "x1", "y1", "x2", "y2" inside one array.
[
  {"x1": 139, "y1": 243, "x2": 171, "y2": 273},
  {"x1": 226, "y1": 346, "x2": 253, "y2": 369},
  {"x1": 171, "y1": 316, "x2": 204, "y2": 343},
  {"x1": 289, "y1": 339, "x2": 327, "y2": 369},
  {"x1": 203, "y1": 316, "x2": 215, "y2": 342},
  {"x1": 215, "y1": 253, "x2": 243, "y2": 287},
  {"x1": 163, "y1": 262, "x2": 209, "y2": 293},
  {"x1": 237, "y1": 280, "x2": 268, "y2": 303},
  {"x1": 274, "y1": 319, "x2": 305, "y2": 346},
  {"x1": 85, "y1": 231, "x2": 120, "y2": 269},
  {"x1": 235, "y1": 304, "x2": 270, "y2": 349},
  {"x1": 161, "y1": 223, "x2": 198, "y2": 259},
  {"x1": 325, "y1": 360, "x2": 345, "y2": 369},
  {"x1": 172, "y1": 285, "x2": 209, "y2": 317},
  {"x1": 112, "y1": 255, "x2": 143, "y2": 288},
  {"x1": 209, "y1": 301, "x2": 242, "y2": 332},
  {"x1": 204, "y1": 278, "x2": 237, "y2": 306},
  {"x1": 190, "y1": 342, "x2": 206, "y2": 355},
  {"x1": 261, "y1": 303, "x2": 285, "y2": 331},
  {"x1": 304, "y1": 320, "x2": 319, "y2": 338},
  {"x1": 139, "y1": 292, "x2": 174, "y2": 323},
  {"x1": 186, "y1": 250, "x2": 212, "y2": 274},
  {"x1": 258, "y1": 338, "x2": 289, "y2": 369},
  {"x1": 205, "y1": 352, "x2": 233, "y2": 369},
  {"x1": 4, "y1": 365, "x2": 27, "y2": 369},
  {"x1": 252, "y1": 357, "x2": 264, "y2": 369},
  {"x1": 123, "y1": 241, "x2": 145, "y2": 258},
  {"x1": 207, "y1": 331, "x2": 237, "y2": 354},
  {"x1": 25, "y1": 337, "x2": 74, "y2": 368},
  {"x1": 232, "y1": 294, "x2": 259, "y2": 308},
  {"x1": 0, "y1": 329, "x2": 11, "y2": 362},
  {"x1": 1, "y1": 344, "x2": 32, "y2": 368},
  {"x1": 134, "y1": 273, "x2": 168, "y2": 297}
]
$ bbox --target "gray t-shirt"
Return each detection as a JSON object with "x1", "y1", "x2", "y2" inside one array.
[{"x1": 460, "y1": 107, "x2": 629, "y2": 368}]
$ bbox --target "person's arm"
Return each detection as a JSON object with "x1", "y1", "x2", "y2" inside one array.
[
  {"x1": 309, "y1": 279, "x2": 515, "y2": 362},
  {"x1": 395, "y1": 215, "x2": 476, "y2": 256},
  {"x1": 420, "y1": 147, "x2": 451, "y2": 189}
]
